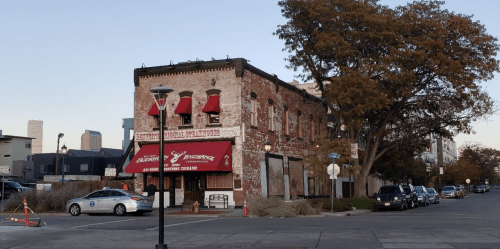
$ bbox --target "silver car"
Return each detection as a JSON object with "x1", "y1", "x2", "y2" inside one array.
[
  {"x1": 66, "y1": 188, "x2": 153, "y2": 216},
  {"x1": 426, "y1": 188, "x2": 440, "y2": 204},
  {"x1": 441, "y1": 185, "x2": 458, "y2": 198}
]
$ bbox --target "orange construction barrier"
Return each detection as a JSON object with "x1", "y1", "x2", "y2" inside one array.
[{"x1": 5, "y1": 197, "x2": 44, "y2": 227}]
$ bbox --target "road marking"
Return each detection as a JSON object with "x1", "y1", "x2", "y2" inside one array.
[
  {"x1": 70, "y1": 218, "x2": 137, "y2": 229},
  {"x1": 145, "y1": 218, "x2": 220, "y2": 231}
]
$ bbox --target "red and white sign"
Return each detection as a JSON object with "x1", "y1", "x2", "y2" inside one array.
[{"x1": 125, "y1": 141, "x2": 232, "y2": 173}]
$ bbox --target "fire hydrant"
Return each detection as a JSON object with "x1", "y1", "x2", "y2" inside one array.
[{"x1": 193, "y1": 201, "x2": 200, "y2": 213}]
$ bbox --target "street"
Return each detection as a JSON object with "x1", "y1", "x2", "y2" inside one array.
[{"x1": 1, "y1": 190, "x2": 500, "y2": 249}]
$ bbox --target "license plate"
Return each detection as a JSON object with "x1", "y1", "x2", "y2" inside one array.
[
  {"x1": 143, "y1": 200, "x2": 149, "y2": 204},
  {"x1": 385, "y1": 203, "x2": 390, "y2": 206}
]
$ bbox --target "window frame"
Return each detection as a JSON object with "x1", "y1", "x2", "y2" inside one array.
[
  {"x1": 284, "y1": 108, "x2": 289, "y2": 136},
  {"x1": 268, "y1": 102, "x2": 274, "y2": 131},
  {"x1": 250, "y1": 97, "x2": 257, "y2": 127},
  {"x1": 298, "y1": 112, "x2": 302, "y2": 138},
  {"x1": 80, "y1": 163, "x2": 89, "y2": 172}
]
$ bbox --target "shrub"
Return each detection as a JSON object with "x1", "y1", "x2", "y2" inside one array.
[
  {"x1": 348, "y1": 198, "x2": 376, "y2": 210},
  {"x1": 290, "y1": 199, "x2": 320, "y2": 215},
  {"x1": 3, "y1": 184, "x2": 91, "y2": 213},
  {"x1": 247, "y1": 196, "x2": 297, "y2": 217}
]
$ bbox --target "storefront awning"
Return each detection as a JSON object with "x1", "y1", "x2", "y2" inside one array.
[
  {"x1": 174, "y1": 97, "x2": 192, "y2": 114},
  {"x1": 202, "y1": 95, "x2": 220, "y2": 114},
  {"x1": 147, "y1": 100, "x2": 166, "y2": 116},
  {"x1": 125, "y1": 141, "x2": 232, "y2": 173}
]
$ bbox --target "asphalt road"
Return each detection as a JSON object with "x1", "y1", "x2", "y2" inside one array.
[{"x1": 1, "y1": 189, "x2": 500, "y2": 249}]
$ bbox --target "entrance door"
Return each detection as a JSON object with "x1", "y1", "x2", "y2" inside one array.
[{"x1": 184, "y1": 174, "x2": 205, "y2": 205}]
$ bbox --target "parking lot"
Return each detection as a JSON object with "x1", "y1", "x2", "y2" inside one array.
[{"x1": 1, "y1": 189, "x2": 500, "y2": 248}]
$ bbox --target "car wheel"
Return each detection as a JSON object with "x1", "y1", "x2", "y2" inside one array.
[
  {"x1": 414, "y1": 200, "x2": 419, "y2": 208},
  {"x1": 426, "y1": 198, "x2": 430, "y2": 206},
  {"x1": 114, "y1": 204, "x2": 126, "y2": 216},
  {"x1": 404, "y1": 202, "x2": 408, "y2": 210},
  {"x1": 410, "y1": 200, "x2": 415, "y2": 209},
  {"x1": 69, "y1": 204, "x2": 81, "y2": 216},
  {"x1": 399, "y1": 202, "x2": 405, "y2": 211}
]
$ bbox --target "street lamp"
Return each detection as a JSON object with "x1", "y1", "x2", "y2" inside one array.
[
  {"x1": 55, "y1": 133, "x2": 64, "y2": 175},
  {"x1": 61, "y1": 144, "x2": 67, "y2": 183},
  {"x1": 264, "y1": 140, "x2": 271, "y2": 198},
  {"x1": 150, "y1": 84, "x2": 173, "y2": 249}
]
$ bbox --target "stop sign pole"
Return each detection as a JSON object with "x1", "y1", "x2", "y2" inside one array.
[{"x1": 327, "y1": 153, "x2": 340, "y2": 212}]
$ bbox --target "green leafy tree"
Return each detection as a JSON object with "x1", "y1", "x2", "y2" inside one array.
[{"x1": 275, "y1": 0, "x2": 499, "y2": 197}]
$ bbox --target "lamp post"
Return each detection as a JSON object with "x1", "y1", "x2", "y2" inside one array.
[
  {"x1": 61, "y1": 144, "x2": 67, "y2": 183},
  {"x1": 55, "y1": 133, "x2": 64, "y2": 175},
  {"x1": 264, "y1": 140, "x2": 271, "y2": 198},
  {"x1": 150, "y1": 84, "x2": 173, "y2": 249}
]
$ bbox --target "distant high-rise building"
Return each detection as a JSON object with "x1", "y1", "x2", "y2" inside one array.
[
  {"x1": 81, "y1": 130, "x2": 102, "y2": 151},
  {"x1": 27, "y1": 120, "x2": 43, "y2": 154}
]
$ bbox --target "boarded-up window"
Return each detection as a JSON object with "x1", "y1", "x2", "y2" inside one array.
[
  {"x1": 207, "y1": 173, "x2": 232, "y2": 188},
  {"x1": 288, "y1": 159, "x2": 304, "y2": 199},
  {"x1": 268, "y1": 157, "x2": 284, "y2": 196}
]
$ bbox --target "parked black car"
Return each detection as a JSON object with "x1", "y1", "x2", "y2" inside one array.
[
  {"x1": 375, "y1": 185, "x2": 408, "y2": 211},
  {"x1": 0, "y1": 181, "x2": 30, "y2": 198},
  {"x1": 402, "y1": 184, "x2": 419, "y2": 209}
]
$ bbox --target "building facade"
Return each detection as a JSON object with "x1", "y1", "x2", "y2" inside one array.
[
  {"x1": 0, "y1": 132, "x2": 33, "y2": 177},
  {"x1": 27, "y1": 120, "x2": 43, "y2": 154},
  {"x1": 33, "y1": 148, "x2": 123, "y2": 181},
  {"x1": 81, "y1": 130, "x2": 102, "y2": 151},
  {"x1": 126, "y1": 58, "x2": 329, "y2": 208},
  {"x1": 420, "y1": 133, "x2": 457, "y2": 166}
]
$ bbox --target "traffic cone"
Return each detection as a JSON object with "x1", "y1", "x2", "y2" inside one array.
[
  {"x1": 243, "y1": 200, "x2": 248, "y2": 217},
  {"x1": 6, "y1": 197, "x2": 41, "y2": 227}
]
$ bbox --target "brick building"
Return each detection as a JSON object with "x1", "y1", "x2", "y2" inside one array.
[{"x1": 126, "y1": 58, "x2": 328, "y2": 208}]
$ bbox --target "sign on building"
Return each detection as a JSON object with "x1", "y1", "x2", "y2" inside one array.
[{"x1": 0, "y1": 166, "x2": 9, "y2": 174}]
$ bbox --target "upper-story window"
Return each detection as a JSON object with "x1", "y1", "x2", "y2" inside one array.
[
  {"x1": 268, "y1": 99, "x2": 274, "y2": 131},
  {"x1": 147, "y1": 99, "x2": 166, "y2": 129},
  {"x1": 250, "y1": 92, "x2": 257, "y2": 127},
  {"x1": 297, "y1": 110, "x2": 302, "y2": 138},
  {"x1": 174, "y1": 92, "x2": 193, "y2": 127},
  {"x1": 310, "y1": 115, "x2": 314, "y2": 141},
  {"x1": 284, "y1": 105, "x2": 289, "y2": 136},
  {"x1": 25, "y1": 142, "x2": 31, "y2": 149},
  {"x1": 202, "y1": 89, "x2": 221, "y2": 126}
]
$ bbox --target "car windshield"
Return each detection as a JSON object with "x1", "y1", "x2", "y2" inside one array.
[
  {"x1": 379, "y1": 187, "x2": 399, "y2": 194},
  {"x1": 403, "y1": 187, "x2": 411, "y2": 194},
  {"x1": 443, "y1": 186, "x2": 454, "y2": 191},
  {"x1": 427, "y1": 189, "x2": 436, "y2": 194},
  {"x1": 9, "y1": 182, "x2": 23, "y2": 188}
]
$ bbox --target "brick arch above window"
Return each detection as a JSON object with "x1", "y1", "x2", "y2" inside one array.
[
  {"x1": 206, "y1": 89, "x2": 221, "y2": 96},
  {"x1": 179, "y1": 91, "x2": 193, "y2": 97}
]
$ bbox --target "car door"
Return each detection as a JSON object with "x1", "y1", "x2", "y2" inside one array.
[
  {"x1": 82, "y1": 190, "x2": 105, "y2": 213},
  {"x1": 101, "y1": 190, "x2": 124, "y2": 213}
]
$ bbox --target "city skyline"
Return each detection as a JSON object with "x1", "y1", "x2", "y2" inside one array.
[{"x1": 1, "y1": 0, "x2": 499, "y2": 153}]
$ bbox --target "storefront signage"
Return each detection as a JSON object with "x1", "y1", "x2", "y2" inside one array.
[{"x1": 135, "y1": 126, "x2": 240, "y2": 142}]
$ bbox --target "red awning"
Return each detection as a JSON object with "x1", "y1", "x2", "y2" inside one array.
[
  {"x1": 147, "y1": 100, "x2": 166, "y2": 116},
  {"x1": 125, "y1": 141, "x2": 232, "y2": 173},
  {"x1": 202, "y1": 95, "x2": 220, "y2": 114},
  {"x1": 174, "y1": 97, "x2": 192, "y2": 114}
]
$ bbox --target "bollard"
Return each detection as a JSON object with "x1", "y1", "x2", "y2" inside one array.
[
  {"x1": 24, "y1": 197, "x2": 29, "y2": 227},
  {"x1": 193, "y1": 201, "x2": 200, "y2": 213},
  {"x1": 243, "y1": 200, "x2": 248, "y2": 217}
]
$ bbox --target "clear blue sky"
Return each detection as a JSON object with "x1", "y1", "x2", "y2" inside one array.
[{"x1": 1, "y1": 0, "x2": 499, "y2": 154}]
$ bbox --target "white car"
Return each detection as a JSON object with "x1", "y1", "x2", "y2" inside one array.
[{"x1": 66, "y1": 188, "x2": 153, "y2": 216}]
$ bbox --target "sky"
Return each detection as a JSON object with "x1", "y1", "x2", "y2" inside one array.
[{"x1": 1, "y1": 0, "x2": 499, "y2": 154}]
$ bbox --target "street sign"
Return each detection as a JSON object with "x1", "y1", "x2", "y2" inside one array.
[
  {"x1": 439, "y1": 167, "x2": 443, "y2": 175},
  {"x1": 0, "y1": 166, "x2": 9, "y2": 174},
  {"x1": 351, "y1": 143, "x2": 358, "y2": 159},
  {"x1": 327, "y1": 153, "x2": 340, "y2": 159},
  {"x1": 327, "y1": 164, "x2": 341, "y2": 179},
  {"x1": 466, "y1": 179, "x2": 470, "y2": 184}
]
